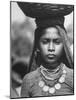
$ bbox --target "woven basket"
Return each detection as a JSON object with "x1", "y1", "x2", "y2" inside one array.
[{"x1": 17, "y1": 2, "x2": 74, "y2": 18}]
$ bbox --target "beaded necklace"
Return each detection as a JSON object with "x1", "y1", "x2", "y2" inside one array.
[
  {"x1": 38, "y1": 63, "x2": 67, "y2": 94},
  {"x1": 40, "y1": 63, "x2": 63, "y2": 80}
]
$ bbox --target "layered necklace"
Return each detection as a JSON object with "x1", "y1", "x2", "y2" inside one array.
[{"x1": 38, "y1": 63, "x2": 67, "y2": 94}]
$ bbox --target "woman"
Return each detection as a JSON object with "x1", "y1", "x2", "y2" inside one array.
[{"x1": 17, "y1": 2, "x2": 74, "y2": 97}]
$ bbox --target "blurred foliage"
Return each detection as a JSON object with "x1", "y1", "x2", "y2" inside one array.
[
  {"x1": 11, "y1": 18, "x2": 35, "y2": 64},
  {"x1": 11, "y1": 36, "x2": 33, "y2": 58},
  {"x1": 11, "y1": 17, "x2": 35, "y2": 97}
]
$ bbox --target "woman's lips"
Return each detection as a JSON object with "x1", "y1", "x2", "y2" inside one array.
[{"x1": 47, "y1": 54, "x2": 56, "y2": 59}]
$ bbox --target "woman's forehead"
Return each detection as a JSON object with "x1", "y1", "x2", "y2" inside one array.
[{"x1": 41, "y1": 27, "x2": 61, "y2": 39}]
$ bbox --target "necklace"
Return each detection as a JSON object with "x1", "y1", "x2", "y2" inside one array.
[
  {"x1": 40, "y1": 63, "x2": 64, "y2": 80},
  {"x1": 39, "y1": 63, "x2": 67, "y2": 94}
]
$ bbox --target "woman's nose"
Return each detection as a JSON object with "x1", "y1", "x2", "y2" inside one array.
[{"x1": 48, "y1": 42, "x2": 55, "y2": 52}]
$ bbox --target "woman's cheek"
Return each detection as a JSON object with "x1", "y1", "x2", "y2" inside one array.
[
  {"x1": 55, "y1": 44, "x2": 63, "y2": 57},
  {"x1": 40, "y1": 44, "x2": 48, "y2": 55}
]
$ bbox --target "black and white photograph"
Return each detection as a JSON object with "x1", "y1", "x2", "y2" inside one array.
[{"x1": 10, "y1": 1, "x2": 74, "y2": 99}]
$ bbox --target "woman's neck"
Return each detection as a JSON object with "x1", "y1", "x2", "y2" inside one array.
[{"x1": 42, "y1": 61, "x2": 60, "y2": 71}]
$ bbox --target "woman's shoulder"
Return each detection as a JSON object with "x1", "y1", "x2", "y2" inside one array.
[
  {"x1": 63, "y1": 64, "x2": 73, "y2": 77},
  {"x1": 63, "y1": 64, "x2": 74, "y2": 88},
  {"x1": 23, "y1": 68, "x2": 40, "y2": 83},
  {"x1": 21, "y1": 68, "x2": 40, "y2": 97}
]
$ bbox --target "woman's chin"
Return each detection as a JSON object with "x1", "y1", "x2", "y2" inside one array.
[{"x1": 46, "y1": 58, "x2": 56, "y2": 63}]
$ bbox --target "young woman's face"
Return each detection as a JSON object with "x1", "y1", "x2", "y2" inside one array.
[{"x1": 39, "y1": 27, "x2": 64, "y2": 65}]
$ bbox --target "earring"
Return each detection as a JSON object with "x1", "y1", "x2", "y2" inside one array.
[
  {"x1": 36, "y1": 49, "x2": 40, "y2": 53},
  {"x1": 34, "y1": 49, "x2": 40, "y2": 57}
]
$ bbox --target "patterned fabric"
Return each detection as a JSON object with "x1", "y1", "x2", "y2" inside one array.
[{"x1": 21, "y1": 64, "x2": 74, "y2": 97}]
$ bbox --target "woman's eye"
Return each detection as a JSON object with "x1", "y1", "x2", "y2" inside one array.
[
  {"x1": 42, "y1": 40, "x2": 48, "y2": 44},
  {"x1": 54, "y1": 40, "x2": 61, "y2": 44}
]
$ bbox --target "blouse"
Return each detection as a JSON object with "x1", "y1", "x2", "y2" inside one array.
[{"x1": 21, "y1": 63, "x2": 74, "y2": 98}]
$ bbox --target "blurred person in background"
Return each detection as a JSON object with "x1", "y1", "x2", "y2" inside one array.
[{"x1": 11, "y1": 17, "x2": 34, "y2": 98}]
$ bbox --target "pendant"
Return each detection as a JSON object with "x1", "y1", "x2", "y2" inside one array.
[
  {"x1": 42, "y1": 85, "x2": 49, "y2": 92},
  {"x1": 59, "y1": 75, "x2": 65, "y2": 83},
  {"x1": 63, "y1": 70, "x2": 67, "y2": 74},
  {"x1": 49, "y1": 87, "x2": 55, "y2": 94},
  {"x1": 55, "y1": 83, "x2": 61, "y2": 90},
  {"x1": 39, "y1": 80, "x2": 45, "y2": 87}
]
